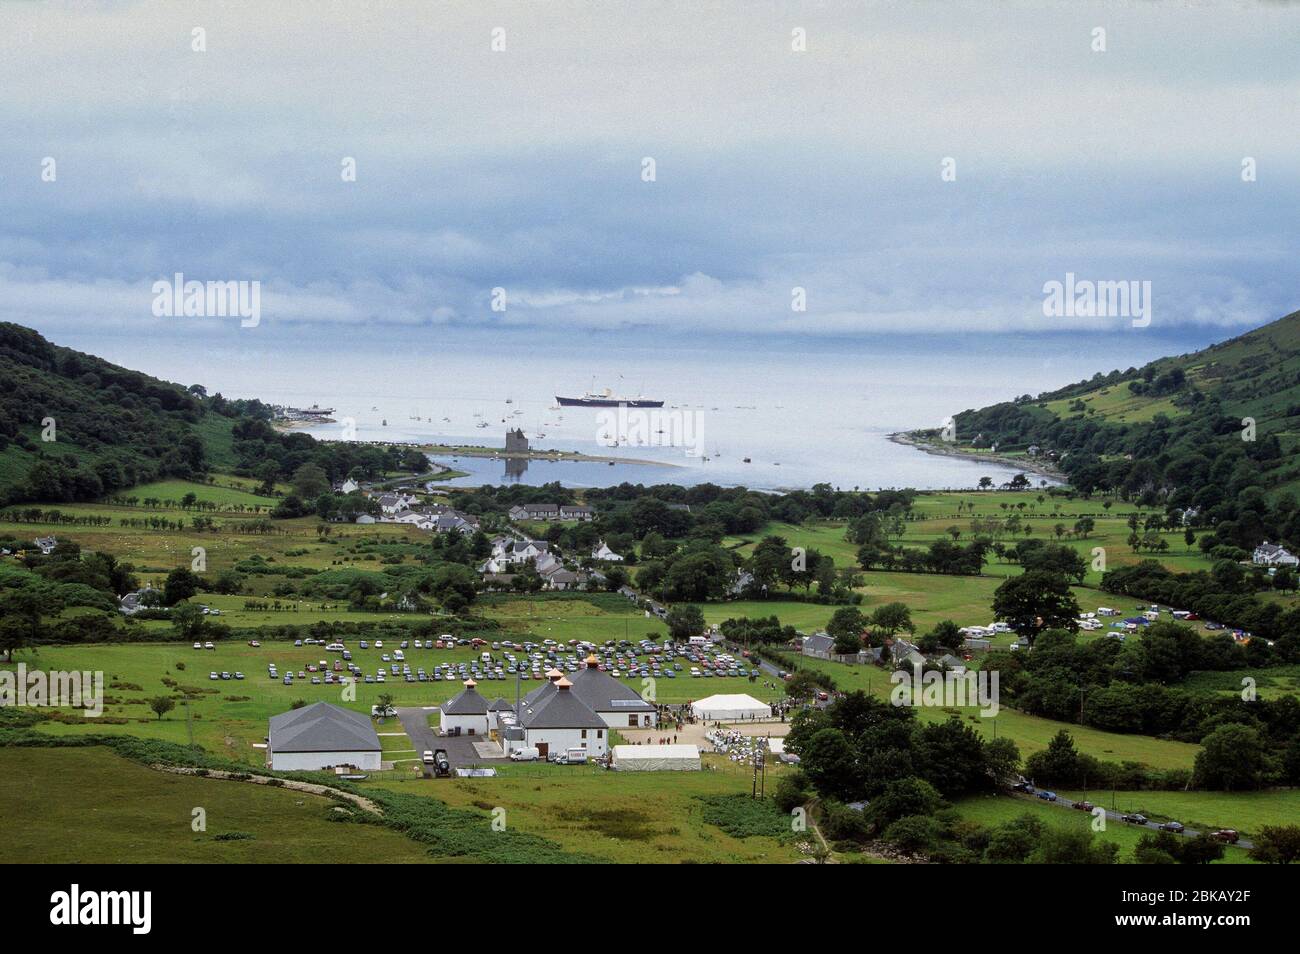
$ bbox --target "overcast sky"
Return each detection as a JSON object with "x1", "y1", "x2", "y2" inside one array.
[{"x1": 1, "y1": 0, "x2": 1297, "y2": 346}]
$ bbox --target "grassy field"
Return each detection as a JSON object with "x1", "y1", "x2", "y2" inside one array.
[
  {"x1": 955, "y1": 793, "x2": 1253, "y2": 864},
  {"x1": 785, "y1": 654, "x2": 1203, "y2": 770},
  {"x1": 0, "y1": 746, "x2": 436, "y2": 863},
  {"x1": 369, "y1": 755, "x2": 805, "y2": 864},
  {"x1": 2, "y1": 638, "x2": 786, "y2": 763},
  {"x1": 725, "y1": 489, "x2": 1223, "y2": 591}
]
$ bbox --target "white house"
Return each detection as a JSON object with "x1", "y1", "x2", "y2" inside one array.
[
  {"x1": 267, "y1": 702, "x2": 381, "y2": 771},
  {"x1": 509, "y1": 503, "x2": 559, "y2": 521},
  {"x1": 1253, "y1": 541, "x2": 1299, "y2": 567},
  {"x1": 440, "y1": 680, "x2": 491, "y2": 736},
  {"x1": 504, "y1": 675, "x2": 609, "y2": 760},
  {"x1": 591, "y1": 540, "x2": 623, "y2": 562},
  {"x1": 339, "y1": 478, "x2": 359, "y2": 494}
]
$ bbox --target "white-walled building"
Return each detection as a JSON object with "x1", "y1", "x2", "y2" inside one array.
[
  {"x1": 267, "y1": 702, "x2": 381, "y2": 772},
  {"x1": 569, "y1": 656, "x2": 657, "y2": 728},
  {"x1": 591, "y1": 540, "x2": 623, "y2": 562},
  {"x1": 440, "y1": 680, "x2": 491, "y2": 736},
  {"x1": 502, "y1": 674, "x2": 609, "y2": 760}
]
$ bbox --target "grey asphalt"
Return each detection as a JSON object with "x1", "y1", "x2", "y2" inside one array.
[
  {"x1": 1012, "y1": 792, "x2": 1253, "y2": 850},
  {"x1": 394, "y1": 706, "x2": 505, "y2": 776}
]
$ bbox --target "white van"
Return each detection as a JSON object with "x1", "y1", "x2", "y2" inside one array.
[{"x1": 510, "y1": 747, "x2": 540, "y2": 762}]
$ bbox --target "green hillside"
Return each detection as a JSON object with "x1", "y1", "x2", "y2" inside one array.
[
  {"x1": 914, "y1": 309, "x2": 1300, "y2": 555},
  {"x1": 0, "y1": 323, "x2": 428, "y2": 508},
  {"x1": 0, "y1": 323, "x2": 238, "y2": 505}
]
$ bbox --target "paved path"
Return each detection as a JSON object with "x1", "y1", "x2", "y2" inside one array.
[
  {"x1": 394, "y1": 707, "x2": 505, "y2": 776},
  {"x1": 1011, "y1": 792, "x2": 1253, "y2": 850}
]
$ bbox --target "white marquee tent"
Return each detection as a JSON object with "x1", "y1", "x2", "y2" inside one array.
[
  {"x1": 690, "y1": 693, "x2": 772, "y2": 721},
  {"x1": 611, "y1": 744, "x2": 701, "y2": 772}
]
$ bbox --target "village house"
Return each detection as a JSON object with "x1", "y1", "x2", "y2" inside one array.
[
  {"x1": 33, "y1": 536, "x2": 58, "y2": 555},
  {"x1": 591, "y1": 540, "x2": 623, "y2": 562},
  {"x1": 1253, "y1": 541, "x2": 1299, "y2": 567},
  {"x1": 509, "y1": 503, "x2": 559, "y2": 521},
  {"x1": 336, "y1": 477, "x2": 359, "y2": 494},
  {"x1": 559, "y1": 505, "x2": 593, "y2": 521},
  {"x1": 801, "y1": 632, "x2": 836, "y2": 659}
]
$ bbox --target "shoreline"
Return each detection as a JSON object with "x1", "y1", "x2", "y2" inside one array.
[
  {"x1": 418, "y1": 443, "x2": 682, "y2": 469},
  {"x1": 888, "y1": 432, "x2": 1066, "y2": 484}
]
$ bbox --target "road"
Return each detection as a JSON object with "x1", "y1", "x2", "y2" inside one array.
[
  {"x1": 394, "y1": 707, "x2": 505, "y2": 776},
  {"x1": 1012, "y1": 792, "x2": 1253, "y2": 850}
]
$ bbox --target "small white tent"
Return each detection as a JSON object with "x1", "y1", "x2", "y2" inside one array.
[
  {"x1": 611, "y1": 744, "x2": 701, "y2": 772},
  {"x1": 690, "y1": 693, "x2": 772, "y2": 721}
]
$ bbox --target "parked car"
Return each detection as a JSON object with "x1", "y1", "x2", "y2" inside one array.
[
  {"x1": 1121, "y1": 813, "x2": 1148, "y2": 825},
  {"x1": 421, "y1": 750, "x2": 435, "y2": 764},
  {"x1": 1159, "y1": 821, "x2": 1185, "y2": 833},
  {"x1": 1036, "y1": 791, "x2": 1058, "y2": 802},
  {"x1": 1210, "y1": 829, "x2": 1239, "y2": 843},
  {"x1": 1072, "y1": 800, "x2": 1094, "y2": 812}
]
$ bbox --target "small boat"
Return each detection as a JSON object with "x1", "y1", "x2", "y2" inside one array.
[{"x1": 743, "y1": 457, "x2": 751, "y2": 463}]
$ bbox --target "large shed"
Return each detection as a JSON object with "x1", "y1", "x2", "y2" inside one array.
[
  {"x1": 611, "y1": 744, "x2": 701, "y2": 772},
  {"x1": 267, "y1": 701, "x2": 381, "y2": 771}
]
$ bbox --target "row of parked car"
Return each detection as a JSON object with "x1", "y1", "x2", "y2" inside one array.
[{"x1": 1012, "y1": 781, "x2": 1239, "y2": 841}]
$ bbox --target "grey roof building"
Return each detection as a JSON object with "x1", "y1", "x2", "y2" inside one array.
[
  {"x1": 442, "y1": 683, "x2": 490, "y2": 715},
  {"x1": 267, "y1": 702, "x2": 381, "y2": 770},
  {"x1": 569, "y1": 663, "x2": 656, "y2": 717},
  {"x1": 802, "y1": 633, "x2": 836, "y2": 658},
  {"x1": 518, "y1": 678, "x2": 607, "y2": 730}
]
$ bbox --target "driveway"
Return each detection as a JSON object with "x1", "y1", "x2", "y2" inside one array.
[
  {"x1": 394, "y1": 707, "x2": 505, "y2": 775},
  {"x1": 1012, "y1": 792, "x2": 1254, "y2": 850}
]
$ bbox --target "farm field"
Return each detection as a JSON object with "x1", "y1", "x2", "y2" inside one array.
[
  {"x1": 0, "y1": 746, "x2": 436, "y2": 863},
  {"x1": 1054, "y1": 788, "x2": 1300, "y2": 838},
  {"x1": 369, "y1": 755, "x2": 805, "y2": 864},
  {"x1": 954, "y1": 794, "x2": 1253, "y2": 864},
  {"x1": 785, "y1": 654, "x2": 1202, "y2": 770},
  {"x1": 727, "y1": 488, "x2": 1222, "y2": 590},
  {"x1": 1, "y1": 639, "x2": 784, "y2": 763}
]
